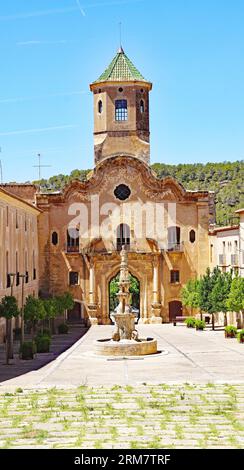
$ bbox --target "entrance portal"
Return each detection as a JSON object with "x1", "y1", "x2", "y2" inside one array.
[
  {"x1": 109, "y1": 272, "x2": 140, "y2": 322},
  {"x1": 67, "y1": 302, "x2": 84, "y2": 323},
  {"x1": 169, "y1": 300, "x2": 183, "y2": 322}
]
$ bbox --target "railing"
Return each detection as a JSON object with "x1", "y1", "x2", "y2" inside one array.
[
  {"x1": 231, "y1": 254, "x2": 239, "y2": 266},
  {"x1": 65, "y1": 245, "x2": 80, "y2": 253},
  {"x1": 219, "y1": 254, "x2": 226, "y2": 265},
  {"x1": 166, "y1": 242, "x2": 184, "y2": 252}
]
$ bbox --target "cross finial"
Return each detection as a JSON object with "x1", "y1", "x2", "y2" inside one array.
[{"x1": 118, "y1": 22, "x2": 124, "y2": 53}]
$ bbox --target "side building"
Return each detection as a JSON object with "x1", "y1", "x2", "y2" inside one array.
[
  {"x1": 0, "y1": 187, "x2": 40, "y2": 342},
  {"x1": 209, "y1": 208, "x2": 244, "y2": 277}
]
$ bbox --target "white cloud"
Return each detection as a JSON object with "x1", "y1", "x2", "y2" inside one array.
[
  {"x1": 16, "y1": 40, "x2": 71, "y2": 46},
  {"x1": 0, "y1": 91, "x2": 87, "y2": 104},
  {"x1": 0, "y1": 124, "x2": 79, "y2": 137}
]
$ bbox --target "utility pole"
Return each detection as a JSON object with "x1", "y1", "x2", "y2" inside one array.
[{"x1": 33, "y1": 153, "x2": 51, "y2": 181}]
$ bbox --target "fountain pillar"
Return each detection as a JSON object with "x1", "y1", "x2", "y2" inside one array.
[
  {"x1": 151, "y1": 255, "x2": 162, "y2": 323},
  {"x1": 94, "y1": 246, "x2": 158, "y2": 355},
  {"x1": 87, "y1": 257, "x2": 98, "y2": 325}
]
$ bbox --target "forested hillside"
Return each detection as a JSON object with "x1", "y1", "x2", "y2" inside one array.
[{"x1": 33, "y1": 161, "x2": 244, "y2": 225}]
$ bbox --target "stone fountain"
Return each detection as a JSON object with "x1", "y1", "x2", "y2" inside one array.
[{"x1": 94, "y1": 246, "x2": 158, "y2": 356}]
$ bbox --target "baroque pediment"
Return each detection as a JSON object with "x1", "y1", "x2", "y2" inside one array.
[{"x1": 58, "y1": 155, "x2": 207, "y2": 203}]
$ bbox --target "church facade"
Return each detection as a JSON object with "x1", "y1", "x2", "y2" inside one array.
[
  {"x1": 0, "y1": 48, "x2": 217, "y2": 332},
  {"x1": 35, "y1": 48, "x2": 215, "y2": 326}
]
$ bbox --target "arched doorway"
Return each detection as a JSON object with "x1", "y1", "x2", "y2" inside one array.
[
  {"x1": 169, "y1": 300, "x2": 183, "y2": 322},
  {"x1": 67, "y1": 301, "x2": 84, "y2": 323},
  {"x1": 109, "y1": 272, "x2": 140, "y2": 322}
]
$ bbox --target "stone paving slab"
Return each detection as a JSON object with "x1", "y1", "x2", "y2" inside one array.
[
  {"x1": 0, "y1": 324, "x2": 244, "y2": 390},
  {"x1": 0, "y1": 383, "x2": 243, "y2": 449}
]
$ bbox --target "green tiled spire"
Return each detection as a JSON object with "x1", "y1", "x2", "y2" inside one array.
[{"x1": 93, "y1": 47, "x2": 148, "y2": 83}]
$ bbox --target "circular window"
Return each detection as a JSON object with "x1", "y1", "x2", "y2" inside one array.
[
  {"x1": 119, "y1": 87, "x2": 123, "y2": 93},
  {"x1": 114, "y1": 184, "x2": 131, "y2": 201}
]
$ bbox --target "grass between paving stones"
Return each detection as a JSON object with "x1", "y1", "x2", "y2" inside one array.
[{"x1": 0, "y1": 384, "x2": 244, "y2": 449}]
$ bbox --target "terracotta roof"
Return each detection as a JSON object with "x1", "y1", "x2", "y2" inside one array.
[
  {"x1": 235, "y1": 208, "x2": 244, "y2": 214},
  {"x1": 0, "y1": 187, "x2": 41, "y2": 213}
]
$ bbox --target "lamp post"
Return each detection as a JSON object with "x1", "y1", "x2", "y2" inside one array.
[
  {"x1": 9, "y1": 273, "x2": 16, "y2": 359},
  {"x1": 19, "y1": 274, "x2": 26, "y2": 348}
]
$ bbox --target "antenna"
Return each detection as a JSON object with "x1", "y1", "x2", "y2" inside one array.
[{"x1": 33, "y1": 153, "x2": 51, "y2": 180}]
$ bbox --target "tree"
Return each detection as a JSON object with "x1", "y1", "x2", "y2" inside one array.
[
  {"x1": 198, "y1": 267, "x2": 222, "y2": 329},
  {"x1": 226, "y1": 277, "x2": 244, "y2": 313},
  {"x1": 43, "y1": 298, "x2": 58, "y2": 331},
  {"x1": 61, "y1": 292, "x2": 75, "y2": 322},
  {"x1": 0, "y1": 296, "x2": 19, "y2": 364},
  {"x1": 181, "y1": 279, "x2": 200, "y2": 315},
  {"x1": 210, "y1": 271, "x2": 232, "y2": 325},
  {"x1": 24, "y1": 296, "x2": 45, "y2": 339}
]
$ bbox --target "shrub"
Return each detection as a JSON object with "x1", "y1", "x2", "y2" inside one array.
[
  {"x1": 35, "y1": 335, "x2": 51, "y2": 353},
  {"x1": 225, "y1": 325, "x2": 238, "y2": 338},
  {"x1": 20, "y1": 341, "x2": 36, "y2": 360},
  {"x1": 195, "y1": 319, "x2": 206, "y2": 330},
  {"x1": 58, "y1": 323, "x2": 69, "y2": 334},
  {"x1": 185, "y1": 317, "x2": 196, "y2": 328},
  {"x1": 237, "y1": 329, "x2": 244, "y2": 343}
]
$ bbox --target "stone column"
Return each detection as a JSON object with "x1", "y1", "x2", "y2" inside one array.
[
  {"x1": 87, "y1": 257, "x2": 98, "y2": 325},
  {"x1": 151, "y1": 255, "x2": 162, "y2": 323}
]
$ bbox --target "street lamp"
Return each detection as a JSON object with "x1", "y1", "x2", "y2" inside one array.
[
  {"x1": 19, "y1": 274, "x2": 26, "y2": 347},
  {"x1": 8, "y1": 272, "x2": 16, "y2": 359}
]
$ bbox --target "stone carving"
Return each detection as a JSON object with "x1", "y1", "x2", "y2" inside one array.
[{"x1": 111, "y1": 246, "x2": 138, "y2": 341}]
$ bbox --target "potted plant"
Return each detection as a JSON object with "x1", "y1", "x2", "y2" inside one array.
[
  {"x1": 185, "y1": 317, "x2": 196, "y2": 328},
  {"x1": 20, "y1": 341, "x2": 36, "y2": 360},
  {"x1": 58, "y1": 323, "x2": 69, "y2": 334},
  {"x1": 195, "y1": 319, "x2": 206, "y2": 331},
  {"x1": 237, "y1": 330, "x2": 244, "y2": 343},
  {"x1": 224, "y1": 325, "x2": 238, "y2": 338},
  {"x1": 35, "y1": 334, "x2": 51, "y2": 353}
]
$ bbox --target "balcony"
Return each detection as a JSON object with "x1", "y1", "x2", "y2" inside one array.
[
  {"x1": 219, "y1": 254, "x2": 226, "y2": 265},
  {"x1": 167, "y1": 242, "x2": 184, "y2": 253},
  {"x1": 231, "y1": 254, "x2": 239, "y2": 266},
  {"x1": 65, "y1": 244, "x2": 80, "y2": 254}
]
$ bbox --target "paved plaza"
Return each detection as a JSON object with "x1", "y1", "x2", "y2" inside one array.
[{"x1": 0, "y1": 324, "x2": 244, "y2": 391}]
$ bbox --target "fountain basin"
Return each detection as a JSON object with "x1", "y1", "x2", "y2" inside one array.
[{"x1": 94, "y1": 337, "x2": 157, "y2": 356}]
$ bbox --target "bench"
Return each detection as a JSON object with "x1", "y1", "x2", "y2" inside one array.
[{"x1": 173, "y1": 316, "x2": 188, "y2": 326}]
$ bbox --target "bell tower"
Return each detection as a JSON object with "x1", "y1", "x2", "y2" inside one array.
[{"x1": 90, "y1": 47, "x2": 152, "y2": 166}]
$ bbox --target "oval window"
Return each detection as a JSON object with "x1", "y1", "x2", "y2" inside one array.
[
  {"x1": 189, "y1": 229, "x2": 196, "y2": 243},
  {"x1": 52, "y1": 231, "x2": 58, "y2": 246}
]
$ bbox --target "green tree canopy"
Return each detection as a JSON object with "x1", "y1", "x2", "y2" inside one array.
[
  {"x1": 226, "y1": 277, "x2": 244, "y2": 312},
  {"x1": 24, "y1": 296, "x2": 45, "y2": 323},
  {"x1": 181, "y1": 279, "x2": 200, "y2": 310},
  {"x1": 0, "y1": 296, "x2": 19, "y2": 319}
]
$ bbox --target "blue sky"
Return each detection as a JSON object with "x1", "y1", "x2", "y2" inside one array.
[{"x1": 0, "y1": 0, "x2": 243, "y2": 182}]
